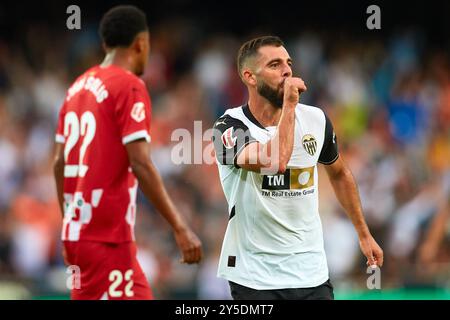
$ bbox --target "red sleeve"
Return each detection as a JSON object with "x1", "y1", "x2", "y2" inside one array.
[
  {"x1": 115, "y1": 79, "x2": 152, "y2": 145},
  {"x1": 55, "y1": 101, "x2": 67, "y2": 144}
]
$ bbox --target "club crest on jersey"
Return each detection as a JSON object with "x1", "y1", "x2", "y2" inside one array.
[
  {"x1": 131, "y1": 102, "x2": 145, "y2": 122},
  {"x1": 302, "y1": 134, "x2": 317, "y2": 156},
  {"x1": 221, "y1": 127, "x2": 237, "y2": 149}
]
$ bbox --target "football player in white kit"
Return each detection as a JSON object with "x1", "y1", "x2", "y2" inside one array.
[{"x1": 213, "y1": 36, "x2": 383, "y2": 300}]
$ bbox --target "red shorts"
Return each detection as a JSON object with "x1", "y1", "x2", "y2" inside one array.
[{"x1": 64, "y1": 241, "x2": 153, "y2": 300}]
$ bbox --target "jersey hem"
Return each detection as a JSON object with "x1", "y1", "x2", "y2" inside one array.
[{"x1": 217, "y1": 272, "x2": 330, "y2": 290}]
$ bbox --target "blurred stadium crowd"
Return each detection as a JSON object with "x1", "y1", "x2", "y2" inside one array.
[{"x1": 0, "y1": 3, "x2": 449, "y2": 299}]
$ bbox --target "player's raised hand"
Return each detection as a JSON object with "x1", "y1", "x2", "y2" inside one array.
[
  {"x1": 283, "y1": 77, "x2": 307, "y2": 107},
  {"x1": 359, "y1": 235, "x2": 384, "y2": 268},
  {"x1": 174, "y1": 227, "x2": 203, "y2": 264}
]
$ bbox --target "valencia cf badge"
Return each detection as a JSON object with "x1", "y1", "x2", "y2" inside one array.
[{"x1": 302, "y1": 134, "x2": 317, "y2": 156}]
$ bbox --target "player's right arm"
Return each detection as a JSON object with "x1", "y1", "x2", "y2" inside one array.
[
  {"x1": 53, "y1": 142, "x2": 65, "y2": 217},
  {"x1": 125, "y1": 140, "x2": 202, "y2": 264},
  {"x1": 53, "y1": 101, "x2": 67, "y2": 217},
  {"x1": 213, "y1": 77, "x2": 306, "y2": 174},
  {"x1": 53, "y1": 103, "x2": 70, "y2": 265}
]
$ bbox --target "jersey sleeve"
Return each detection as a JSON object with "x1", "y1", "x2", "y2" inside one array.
[
  {"x1": 55, "y1": 101, "x2": 67, "y2": 144},
  {"x1": 318, "y1": 112, "x2": 339, "y2": 165},
  {"x1": 114, "y1": 79, "x2": 152, "y2": 145},
  {"x1": 212, "y1": 115, "x2": 257, "y2": 168}
]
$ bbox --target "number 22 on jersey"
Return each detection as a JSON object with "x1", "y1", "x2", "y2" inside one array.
[{"x1": 64, "y1": 111, "x2": 96, "y2": 178}]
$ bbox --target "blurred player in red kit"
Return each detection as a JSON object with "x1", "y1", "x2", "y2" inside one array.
[{"x1": 52, "y1": 5, "x2": 202, "y2": 300}]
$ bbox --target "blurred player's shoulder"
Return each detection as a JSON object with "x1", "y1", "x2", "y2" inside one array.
[
  {"x1": 101, "y1": 65, "x2": 147, "y2": 99},
  {"x1": 65, "y1": 64, "x2": 146, "y2": 103},
  {"x1": 94, "y1": 65, "x2": 144, "y2": 88}
]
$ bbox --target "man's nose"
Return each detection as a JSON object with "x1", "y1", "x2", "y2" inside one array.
[{"x1": 282, "y1": 64, "x2": 292, "y2": 77}]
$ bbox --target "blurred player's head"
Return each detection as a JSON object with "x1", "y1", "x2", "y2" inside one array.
[
  {"x1": 99, "y1": 5, "x2": 149, "y2": 75},
  {"x1": 237, "y1": 36, "x2": 292, "y2": 108}
]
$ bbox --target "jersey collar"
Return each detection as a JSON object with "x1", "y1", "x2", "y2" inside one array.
[{"x1": 242, "y1": 104, "x2": 268, "y2": 131}]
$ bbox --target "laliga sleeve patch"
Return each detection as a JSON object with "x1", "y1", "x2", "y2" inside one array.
[
  {"x1": 221, "y1": 127, "x2": 237, "y2": 149},
  {"x1": 131, "y1": 102, "x2": 146, "y2": 122}
]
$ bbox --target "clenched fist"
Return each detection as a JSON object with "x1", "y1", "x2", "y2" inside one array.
[{"x1": 283, "y1": 77, "x2": 307, "y2": 107}]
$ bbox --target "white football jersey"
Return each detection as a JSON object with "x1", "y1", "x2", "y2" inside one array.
[{"x1": 213, "y1": 103, "x2": 339, "y2": 289}]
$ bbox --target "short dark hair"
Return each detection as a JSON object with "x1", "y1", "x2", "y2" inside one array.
[
  {"x1": 99, "y1": 5, "x2": 148, "y2": 48},
  {"x1": 237, "y1": 36, "x2": 284, "y2": 77}
]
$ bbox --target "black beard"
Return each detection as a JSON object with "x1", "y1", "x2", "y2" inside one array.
[{"x1": 257, "y1": 80, "x2": 284, "y2": 109}]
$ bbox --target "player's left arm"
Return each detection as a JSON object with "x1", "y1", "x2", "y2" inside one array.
[
  {"x1": 417, "y1": 190, "x2": 450, "y2": 264},
  {"x1": 319, "y1": 112, "x2": 383, "y2": 268},
  {"x1": 117, "y1": 79, "x2": 202, "y2": 264},
  {"x1": 324, "y1": 156, "x2": 383, "y2": 267}
]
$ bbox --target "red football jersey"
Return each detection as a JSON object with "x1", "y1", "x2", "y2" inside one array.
[{"x1": 55, "y1": 65, "x2": 151, "y2": 243}]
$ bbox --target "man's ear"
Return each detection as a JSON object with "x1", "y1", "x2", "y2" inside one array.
[
  {"x1": 132, "y1": 34, "x2": 145, "y2": 53},
  {"x1": 242, "y1": 68, "x2": 257, "y2": 86}
]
